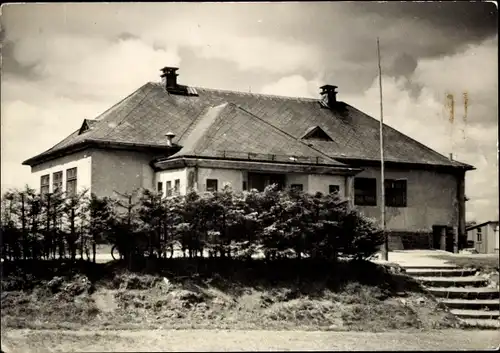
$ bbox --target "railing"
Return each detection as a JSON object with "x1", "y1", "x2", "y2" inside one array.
[{"x1": 207, "y1": 150, "x2": 328, "y2": 165}]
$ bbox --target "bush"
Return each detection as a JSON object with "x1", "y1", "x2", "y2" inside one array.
[{"x1": 1, "y1": 185, "x2": 382, "y2": 269}]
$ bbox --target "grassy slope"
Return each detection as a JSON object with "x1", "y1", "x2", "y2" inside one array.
[{"x1": 1, "y1": 259, "x2": 461, "y2": 332}]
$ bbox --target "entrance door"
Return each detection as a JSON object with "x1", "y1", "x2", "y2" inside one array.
[
  {"x1": 432, "y1": 226, "x2": 444, "y2": 249},
  {"x1": 248, "y1": 173, "x2": 285, "y2": 192}
]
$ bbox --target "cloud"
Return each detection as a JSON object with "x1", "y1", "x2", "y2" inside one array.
[
  {"x1": 341, "y1": 37, "x2": 498, "y2": 222},
  {"x1": 0, "y1": 3, "x2": 497, "y2": 222},
  {"x1": 260, "y1": 75, "x2": 323, "y2": 98}
]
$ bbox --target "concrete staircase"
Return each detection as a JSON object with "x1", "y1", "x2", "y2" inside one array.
[{"x1": 403, "y1": 266, "x2": 500, "y2": 329}]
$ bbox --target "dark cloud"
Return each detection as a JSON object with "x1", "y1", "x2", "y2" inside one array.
[
  {"x1": 1, "y1": 38, "x2": 41, "y2": 81},
  {"x1": 350, "y1": 2, "x2": 497, "y2": 37}
]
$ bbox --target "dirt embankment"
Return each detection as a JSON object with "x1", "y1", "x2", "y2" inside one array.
[{"x1": 1, "y1": 260, "x2": 461, "y2": 332}]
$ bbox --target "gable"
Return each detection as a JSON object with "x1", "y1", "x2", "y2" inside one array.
[{"x1": 301, "y1": 126, "x2": 334, "y2": 142}]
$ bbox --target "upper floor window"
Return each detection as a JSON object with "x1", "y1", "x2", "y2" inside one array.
[
  {"x1": 354, "y1": 178, "x2": 377, "y2": 206},
  {"x1": 66, "y1": 167, "x2": 77, "y2": 196},
  {"x1": 40, "y1": 174, "x2": 50, "y2": 196},
  {"x1": 206, "y1": 179, "x2": 218, "y2": 192},
  {"x1": 385, "y1": 179, "x2": 407, "y2": 207},
  {"x1": 53, "y1": 171, "x2": 63, "y2": 193}
]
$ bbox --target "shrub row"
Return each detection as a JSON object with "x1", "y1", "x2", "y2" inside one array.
[{"x1": 1, "y1": 185, "x2": 383, "y2": 266}]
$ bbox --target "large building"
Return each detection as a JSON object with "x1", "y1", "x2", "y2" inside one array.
[{"x1": 23, "y1": 67, "x2": 474, "y2": 251}]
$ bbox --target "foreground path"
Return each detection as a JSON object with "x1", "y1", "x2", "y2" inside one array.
[{"x1": 2, "y1": 329, "x2": 499, "y2": 352}]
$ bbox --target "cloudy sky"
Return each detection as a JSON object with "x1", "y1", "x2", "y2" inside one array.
[{"x1": 1, "y1": 2, "x2": 498, "y2": 221}]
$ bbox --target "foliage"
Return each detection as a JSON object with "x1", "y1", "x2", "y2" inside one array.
[{"x1": 1, "y1": 185, "x2": 382, "y2": 267}]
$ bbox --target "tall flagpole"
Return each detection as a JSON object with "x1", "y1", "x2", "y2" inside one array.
[{"x1": 377, "y1": 38, "x2": 388, "y2": 261}]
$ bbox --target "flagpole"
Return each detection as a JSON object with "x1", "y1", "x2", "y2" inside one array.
[{"x1": 377, "y1": 38, "x2": 388, "y2": 261}]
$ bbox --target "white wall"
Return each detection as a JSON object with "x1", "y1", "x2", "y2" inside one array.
[
  {"x1": 308, "y1": 174, "x2": 346, "y2": 196},
  {"x1": 31, "y1": 150, "x2": 92, "y2": 194},
  {"x1": 354, "y1": 167, "x2": 458, "y2": 232},
  {"x1": 156, "y1": 168, "x2": 188, "y2": 196},
  {"x1": 286, "y1": 174, "x2": 309, "y2": 191},
  {"x1": 198, "y1": 168, "x2": 243, "y2": 192},
  {"x1": 91, "y1": 149, "x2": 155, "y2": 198}
]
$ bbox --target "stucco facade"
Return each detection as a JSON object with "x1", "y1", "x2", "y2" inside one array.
[
  {"x1": 354, "y1": 167, "x2": 458, "y2": 233},
  {"x1": 32, "y1": 150, "x2": 92, "y2": 195},
  {"x1": 90, "y1": 149, "x2": 155, "y2": 198}
]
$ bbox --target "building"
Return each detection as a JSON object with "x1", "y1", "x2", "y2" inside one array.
[
  {"x1": 466, "y1": 221, "x2": 499, "y2": 254},
  {"x1": 23, "y1": 67, "x2": 474, "y2": 251}
]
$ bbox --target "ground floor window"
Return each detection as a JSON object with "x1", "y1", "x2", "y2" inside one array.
[
  {"x1": 157, "y1": 182, "x2": 163, "y2": 194},
  {"x1": 206, "y1": 179, "x2": 218, "y2": 192},
  {"x1": 52, "y1": 171, "x2": 63, "y2": 193},
  {"x1": 329, "y1": 184, "x2": 339, "y2": 194},
  {"x1": 40, "y1": 174, "x2": 50, "y2": 196},
  {"x1": 174, "y1": 179, "x2": 180, "y2": 195},
  {"x1": 385, "y1": 179, "x2": 407, "y2": 207},
  {"x1": 166, "y1": 181, "x2": 172, "y2": 196},
  {"x1": 291, "y1": 184, "x2": 303, "y2": 191},
  {"x1": 354, "y1": 177, "x2": 377, "y2": 206}
]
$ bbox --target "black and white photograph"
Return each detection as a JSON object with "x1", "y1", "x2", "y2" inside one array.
[{"x1": 0, "y1": 2, "x2": 498, "y2": 351}]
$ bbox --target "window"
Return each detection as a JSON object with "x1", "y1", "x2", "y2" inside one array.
[
  {"x1": 166, "y1": 181, "x2": 172, "y2": 196},
  {"x1": 329, "y1": 185, "x2": 340, "y2": 194},
  {"x1": 174, "y1": 179, "x2": 180, "y2": 195},
  {"x1": 206, "y1": 179, "x2": 218, "y2": 192},
  {"x1": 157, "y1": 182, "x2": 163, "y2": 194},
  {"x1": 354, "y1": 178, "x2": 377, "y2": 206},
  {"x1": 291, "y1": 184, "x2": 303, "y2": 191},
  {"x1": 243, "y1": 181, "x2": 248, "y2": 191},
  {"x1": 385, "y1": 179, "x2": 407, "y2": 207},
  {"x1": 53, "y1": 171, "x2": 63, "y2": 193},
  {"x1": 40, "y1": 174, "x2": 50, "y2": 196},
  {"x1": 477, "y1": 227, "x2": 482, "y2": 242},
  {"x1": 66, "y1": 167, "x2": 77, "y2": 196}
]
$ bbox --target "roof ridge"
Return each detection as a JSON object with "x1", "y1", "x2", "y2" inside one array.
[{"x1": 148, "y1": 81, "x2": 318, "y2": 101}]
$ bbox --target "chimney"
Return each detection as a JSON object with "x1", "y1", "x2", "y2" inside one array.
[
  {"x1": 320, "y1": 85, "x2": 338, "y2": 109},
  {"x1": 165, "y1": 131, "x2": 176, "y2": 147},
  {"x1": 160, "y1": 67, "x2": 179, "y2": 90}
]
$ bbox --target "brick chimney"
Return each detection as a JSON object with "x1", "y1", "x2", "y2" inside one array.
[
  {"x1": 160, "y1": 67, "x2": 179, "y2": 91},
  {"x1": 320, "y1": 85, "x2": 338, "y2": 109}
]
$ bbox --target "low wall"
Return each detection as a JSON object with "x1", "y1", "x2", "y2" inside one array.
[{"x1": 387, "y1": 231, "x2": 432, "y2": 251}]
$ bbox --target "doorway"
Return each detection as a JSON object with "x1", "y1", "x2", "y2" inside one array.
[
  {"x1": 432, "y1": 225, "x2": 454, "y2": 252},
  {"x1": 247, "y1": 172, "x2": 285, "y2": 191}
]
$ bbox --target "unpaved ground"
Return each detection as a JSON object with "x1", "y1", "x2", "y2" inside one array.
[
  {"x1": 1, "y1": 271, "x2": 461, "y2": 332},
  {"x1": 1, "y1": 328, "x2": 499, "y2": 352}
]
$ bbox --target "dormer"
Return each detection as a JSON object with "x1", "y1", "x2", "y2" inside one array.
[
  {"x1": 301, "y1": 126, "x2": 334, "y2": 142},
  {"x1": 79, "y1": 119, "x2": 96, "y2": 135}
]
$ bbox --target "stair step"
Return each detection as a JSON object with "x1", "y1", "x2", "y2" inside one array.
[
  {"x1": 440, "y1": 298, "x2": 500, "y2": 310},
  {"x1": 405, "y1": 268, "x2": 477, "y2": 277},
  {"x1": 450, "y1": 309, "x2": 500, "y2": 319},
  {"x1": 415, "y1": 276, "x2": 489, "y2": 287},
  {"x1": 428, "y1": 287, "x2": 500, "y2": 299},
  {"x1": 460, "y1": 318, "x2": 500, "y2": 329}
]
